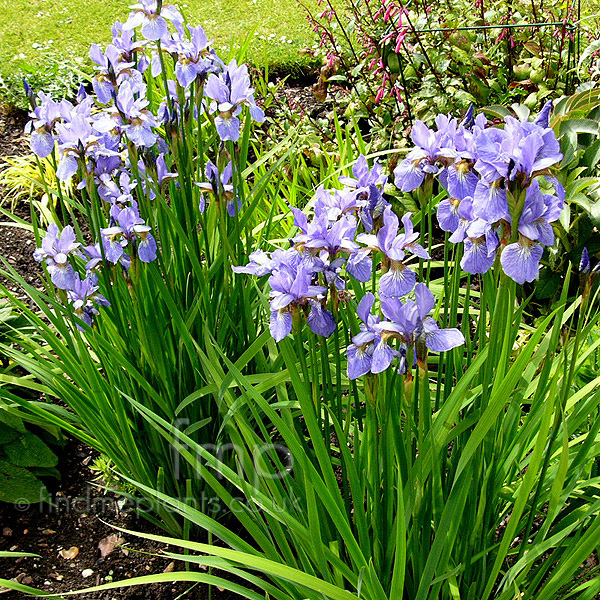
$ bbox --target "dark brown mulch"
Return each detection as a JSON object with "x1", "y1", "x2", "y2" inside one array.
[
  {"x1": 0, "y1": 108, "x2": 39, "y2": 302},
  {"x1": 0, "y1": 203, "x2": 40, "y2": 302},
  {"x1": 0, "y1": 441, "x2": 247, "y2": 600},
  {"x1": 0, "y1": 108, "x2": 27, "y2": 159}
]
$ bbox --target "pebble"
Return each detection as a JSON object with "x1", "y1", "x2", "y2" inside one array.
[{"x1": 81, "y1": 569, "x2": 94, "y2": 578}]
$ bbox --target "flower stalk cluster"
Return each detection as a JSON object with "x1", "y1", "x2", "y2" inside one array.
[
  {"x1": 234, "y1": 154, "x2": 465, "y2": 378},
  {"x1": 394, "y1": 103, "x2": 565, "y2": 284},
  {"x1": 27, "y1": 1, "x2": 265, "y2": 327}
]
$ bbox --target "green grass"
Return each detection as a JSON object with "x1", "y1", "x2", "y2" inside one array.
[{"x1": 0, "y1": 0, "x2": 322, "y2": 81}]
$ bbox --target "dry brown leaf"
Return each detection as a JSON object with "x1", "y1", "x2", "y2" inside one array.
[
  {"x1": 59, "y1": 547, "x2": 79, "y2": 560},
  {"x1": 98, "y1": 534, "x2": 124, "y2": 558},
  {"x1": 163, "y1": 562, "x2": 175, "y2": 573}
]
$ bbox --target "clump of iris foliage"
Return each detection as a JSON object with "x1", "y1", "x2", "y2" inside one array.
[{"x1": 1, "y1": 1, "x2": 600, "y2": 599}]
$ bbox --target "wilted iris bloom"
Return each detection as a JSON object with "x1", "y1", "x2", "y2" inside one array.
[
  {"x1": 204, "y1": 60, "x2": 265, "y2": 141},
  {"x1": 195, "y1": 160, "x2": 239, "y2": 215},
  {"x1": 357, "y1": 206, "x2": 429, "y2": 297},
  {"x1": 33, "y1": 224, "x2": 81, "y2": 290},
  {"x1": 67, "y1": 273, "x2": 110, "y2": 327}
]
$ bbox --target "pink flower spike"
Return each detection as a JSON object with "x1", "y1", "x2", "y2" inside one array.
[{"x1": 383, "y1": 5, "x2": 397, "y2": 21}]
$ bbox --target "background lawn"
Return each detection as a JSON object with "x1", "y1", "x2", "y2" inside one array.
[{"x1": 0, "y1": 0, "x2": 322, "y2": 81}]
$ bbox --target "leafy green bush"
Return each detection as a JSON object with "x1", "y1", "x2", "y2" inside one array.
[
  {"x1": 301, "y1": 0, "x2": 596, "y2": 142},
  {"x1": 0, "y1": 409, "x2": 58, "y2": 504}
]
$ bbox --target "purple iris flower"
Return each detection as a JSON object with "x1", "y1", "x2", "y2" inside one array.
[
  {"x1": 460, "y1": 227, "x2": 499, "y2": 274},
  {"x1": 446, "y1": 159, "x2": 479, "y2": 201},
  {"x1": 83, "y1": 242, "x2": 131, "y2": 271},
  {"x1": 496, "y1": 179, "x2": 562, "y2": 284},
  {"x1": 195, "y1": 160, "x2": 239, "y2": 215},
  {"x1": 380, "y1": 283, "x2": 465, "y2": 355},
  {"x1": 25, "y1": 92, "x2": 64, "y2": 157},
  {"x1": 310, "y1": 186, "x2": 362, "y2": 223},
  {"x1": 534, "y1": 100, "x2": 553, "y2": 129},
  {"x1": 437, "y1": 197, "x2": 462, "y2": 234},
  {"x1": 356, "y1": 206, "x2": 429, "y2": 297},
  {"x1": 162, "y1": 23, "x2": 221, "y2": 88},
  {"x1": 156, "y1": 153, "x2": 178, "y2": 187},
  {"x1": 517, "y1": 179, "x2": 562, "y2": 247},
  {"x1": 472, "y1": 112, "x2": 562, "y2": 224},
  {"x1": 472, "y1": 176, "x2": 509, "y2": 224},
  {"x1": 53, "y1": 110, "x2": 120, "y2": 182},
  {"x1": 89, "y1": 42, "x2": 146, "y2": 105},
  {"x1": 123, "y1": 0, "x2": 183, "y2": 40},
  {"x1": 204, "y1": 60, "x2": 265, "y2": 142},
  {"x1": 83, "y1": 243, "x2": 104, "y2": 271},
  {"x1": 346, "y1": 292, "x2": 397, "y2": 379},
  {"x1": 437, "y1": 196, "x2": 500, "y2": 275},
  {"x1": 53, "y1": 115, "x2": 94, "y2": 181},
  {"x1": 33, "y1": 224, "x2": 80, "y2": 290},
  {"x1": 393, "y1": 119, "x2": 457, "y2": 192},
  {"x1": 312, "y1": 252, "x2": 347, "y2": 290},
  {"x1": 101, "y1": 204, "x2": 157, "y2": 263},
  {"x1": 268, "y1": 262, "x2": 335, "y2": 342},
  {"x1": 111, "y1": 21, "x2": 148, "y2": 63},
  {"x1": 347, "y1": 284, "x2": 464, "y2": 378},
  {"x1": 115, "y1": 81, "x2": 158, "y2": 148},
  {"x1": 232, "y1": 248, "x2": 302, "y2": 277},
  {"x1": 500, "y1": 239, "x2": 544, "y2": 284},
  {"x1": 67, "y1": 273, "x2": 110, "y2": 327},
  {"x1": 97, "y1": 171, "x2": 137, "y2": 205},
  {"x1": 291, "y1": 208, "x2": 372, "y2": 282}
]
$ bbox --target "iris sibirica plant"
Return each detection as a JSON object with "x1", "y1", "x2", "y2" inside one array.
[{"x1": 3, "y1": 7, "x2": 600, "y2": 600}]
